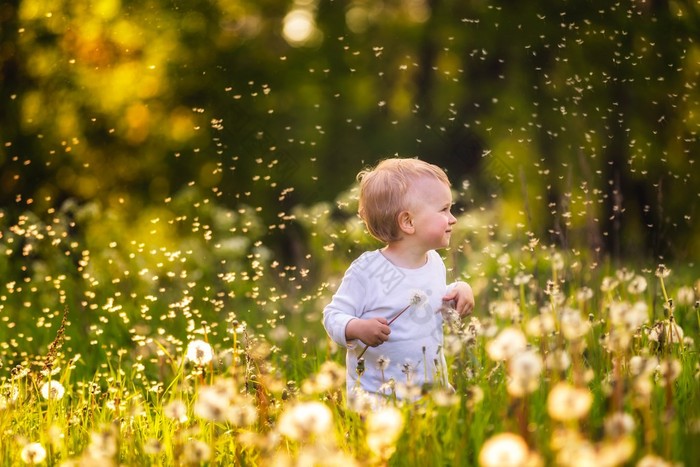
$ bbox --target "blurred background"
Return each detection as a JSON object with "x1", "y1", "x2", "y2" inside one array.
[{"x1": 1, "y1": 0, "x2": 698, "y2": 265}]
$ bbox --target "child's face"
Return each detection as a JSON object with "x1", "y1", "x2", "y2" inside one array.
[{"x1": 405, "y1": 176, "x2": 456, "y2": 250}]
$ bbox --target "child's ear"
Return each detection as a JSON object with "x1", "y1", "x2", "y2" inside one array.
[{"x1": 397, "y1": 211, "x2": 415, "y2": 234}]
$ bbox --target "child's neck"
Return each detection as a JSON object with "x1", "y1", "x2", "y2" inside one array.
[{"x1": 381, "y1": 243, "x2": 429, "y2": 269}]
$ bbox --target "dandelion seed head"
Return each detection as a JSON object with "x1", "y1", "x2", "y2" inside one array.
[
  {"x1": 0, "y1": 385, "x2": 19, "y2": 408},
  {"x1": 182, "y1": 439, "x2": 211, "y2": 464},
  {"x1": 408, "y1": 289, "x2": 428, "y2": 306},
  {"x1": 375, "y1": 355, "x2": 390, "y2": 371},
  {"x1": 143, "y1": 438, "x2": 163, "y2": 455},
  {"x1": 513, "y1": 272, "x2": 533, "y2": 287},
  {"x1": 547, "y1": 382, "x2": 593, "y2": 422},
  {"x1": 486, "y1": 327, "x2": 527, "y2": 361},
  {"x1": 478, "y1": 432, "x2": 529, "y2": 467},
  {"x1": 657, "y1": 358, "x2": 682, "y2": 384},
  {"x1": 20, "y1": 443, "x2": 47, "y2": 464},
  {"x1": 576, "y1": 287, "x2": 594, "y2": 302},
  {"x1": 648, "y1": 320, "x2": 684, "y2": 345},
  {"x1": 600, "y1": 276, "x2": 619, "y2": 293},
  {"x1": 545, "y1": 350, "x2": 571, "y2": 372},
  {"x1": 163, "y1": 400, "x2": 188, "y2": 423},
  {"x1": 627, "y1": 275, "x2": 647, "y2": 294},
  {"x1": 394, "y1": 381, "x2": 422, "y2": 400},
  {"x1": 443, "y1": 334, "x2": 462, "y2": 356},
  {"x1": 676, "y1": 286, "x2": 695, "y2": 306},
  {"x1": 440, "y1": 305, "x2": 461, "y2": 332},
  {"x1": 489, "y1": 300, "x2": 520, "y2": 320},
  {"x1": 88, "y1": 425, "x2": 118, "y2": 459},
  {"x1": 560, "y1": 308, "x2": 591, "y2": 340},
  {"x1": 40, "y1": 380, "x2": 65, "y2": 400},
  {"x1": 508, "y1": 349, "x2": 543, "y2": 384},
  {"x1": 655, "y1": 264, "x2": 671, "y2": 279},
  {"x1": 366, "y1": 406, "x2": 404, "y2": 458},
  {"x1": 185, "y1": 339, "x2": 214, "y2": 366},
  {"x1": 194, "y1": 384, "x2": 232, "y2": 422},
  {"x1": 525, "y1": 311, "x2": 555, "y2": 337},
  {"x1": 604, "y1": 412, "x2": 636, "y2": 439},
  {"x1": 277, "y1": 401, "x2": 333, "y2": 441}
]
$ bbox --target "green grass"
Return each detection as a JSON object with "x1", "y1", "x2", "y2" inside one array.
[{"x1": 0, "y1": 198, "x2": 698, "y2": 466}]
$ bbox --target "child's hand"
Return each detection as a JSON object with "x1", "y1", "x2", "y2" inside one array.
[
  {"x1": 442, "y1": 281, "x2": 475, "y2": 318},
  {"x1": 346, "y1": 317, "x2": 391, "y2": 347}
]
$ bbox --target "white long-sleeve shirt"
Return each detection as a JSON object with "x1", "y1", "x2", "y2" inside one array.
[{"x1": 323, "y1": 249, "x2": 454, "y2": 400}]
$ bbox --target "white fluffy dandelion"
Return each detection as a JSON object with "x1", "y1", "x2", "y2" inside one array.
[
  {"x1": 20, "y1": 443, "x2": 46, "y2": 464},
  {"x1": 627, "y1": 275, "x2": 648, "y2": 294},
  {"x1": 478, "y1": 432, "x2": 529, "y2": 467},
  {"x1": 366, "y1": 406, "x2": 405, "y2": 459},
  {"x1": 185, "y1": 340, "x2": 214, "y2": 366},
  {"x1": 40, "y1": 380, "x2": 65, "y2": 400},
  {"x1": 182, "y1": 439, "x2": 211, "y2": 464},
  {"x1": 486, "y1": 327, "x2": 527, "y2": 361},
  {"x1": 507, "y1": 349, "x2": 543, "y2": 397},
  {"x1": 408, "y1": 289, "x2": 428, "y2": 307},
  {"x1": 547, "y1": 382, "x2": 593, "y2": 422},
  {"x1": 163, "y1": 399, "x2": 189, "y2": 423},
  {"x1": 277, "y1": 401, "x2": 333, "y2": 441}
]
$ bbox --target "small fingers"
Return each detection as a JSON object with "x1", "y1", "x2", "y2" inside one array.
[{"x1": 460, "y1": 305, "x2": 473, "y2": 317}]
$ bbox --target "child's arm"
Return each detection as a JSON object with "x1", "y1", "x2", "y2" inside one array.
[
  {"x1": 323, "y1": 269, "x2": 384, "y2": 348},
  {"x1": 442, "y1": 281, "x2": 475, "y2": 317},
  {"x1": 345, "y1": 317, "x2": 391, "y2": 347}
]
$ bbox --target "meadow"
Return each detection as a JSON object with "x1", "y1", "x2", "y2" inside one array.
[{"x1": 0, "y1": 186, "x2": 698, "y2": 466}]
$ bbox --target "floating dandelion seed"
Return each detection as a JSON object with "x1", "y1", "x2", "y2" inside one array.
[
  {"x1": 478, "y1": 432, "x2": 530, "y2": 467},
  {"x1": 40, "y1": 380, "x2": 65, "y2": 400},
  {"x1": 185, "y1": 339, "x2": 214, "y2": 366}
]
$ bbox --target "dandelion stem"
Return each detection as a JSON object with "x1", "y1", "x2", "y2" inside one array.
[{"x1": 357, "y1": 303, "x2": 412, "y2": 359}]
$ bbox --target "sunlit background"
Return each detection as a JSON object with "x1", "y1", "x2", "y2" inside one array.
[{"x1": 0, "y1": 1, "x2": 699, "y2": 465}]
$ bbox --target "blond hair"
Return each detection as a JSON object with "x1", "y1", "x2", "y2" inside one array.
[{"x1": 357, "y1": 158, "x2": 450, "y2": 243}]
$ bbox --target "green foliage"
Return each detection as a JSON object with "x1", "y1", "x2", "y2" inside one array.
[{"x1": 1, "y1": 0, "x2": 699, "y2": 259}]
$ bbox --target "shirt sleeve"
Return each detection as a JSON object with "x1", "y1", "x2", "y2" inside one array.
[{"x1": 322, "y1": 266, "x2": 366, "y2": 348}]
